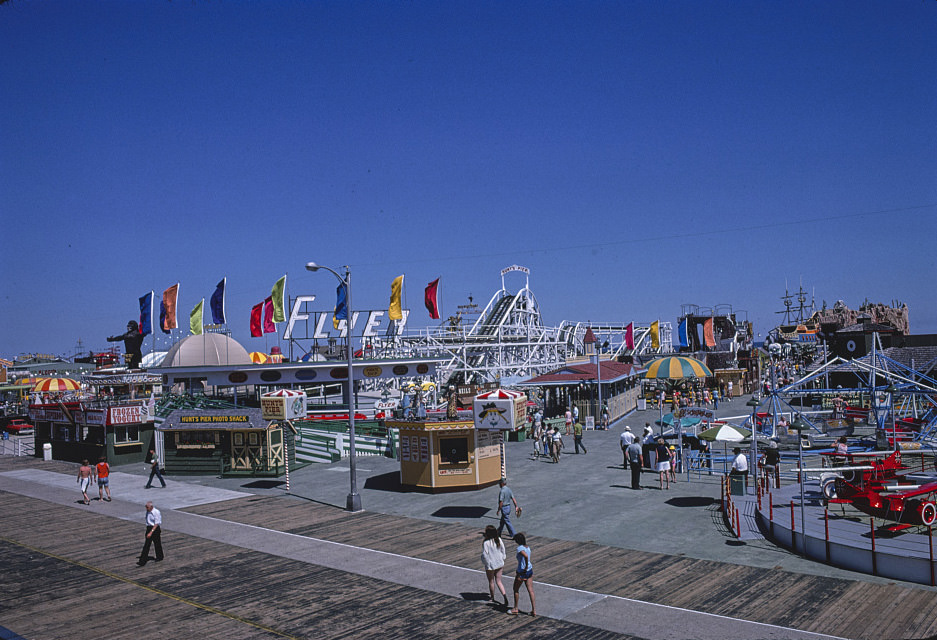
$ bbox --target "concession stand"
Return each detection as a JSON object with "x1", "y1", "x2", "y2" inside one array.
[
  {"x1": 159, "y1": 407, "x2": 294, "y2": 476},
  {"x1": 389, "y1": 388, "x2": 526, "y2": 493}
]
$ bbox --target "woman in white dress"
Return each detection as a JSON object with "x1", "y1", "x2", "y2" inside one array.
[{"x1": 481, "y1": 525, "x2": 508, "y2": 606}]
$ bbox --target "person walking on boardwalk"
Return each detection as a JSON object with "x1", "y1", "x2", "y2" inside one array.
[
  {"x1": 496, "y1": 478, "x2": 520, "y2": 539},
  {"x1": 481, "y1": 525, "x2": 508, "y2": 607},
  {"x1": 508, "y1": 532, "x2": 536, "y2": 617},
  {"x1": 550, "y1": 427, "x2": 563, "y2": 463},
  {"x1": 656, "y1": 438, "x2": 671, "y2": 490},
  {"x1": 564, "y1": 406, "x2": 572, "y2": 435},
  {"x1": 573, "y1": 421, "x2": 587, "y2": 454},
  {"x1": 620, "y1": 426, "x2": 634, "y2": 468},
  {"x1": 145, "y1": 449, "x2": 166, "y2": 489},
  {"x1": 96, "y1": 456, "x2": 112, "y2": 502},
  {"x1": 627, "y1": 438, "x2": 643, "y2": 489},
  {"x1": 77, "y1": 459, "x2": 94, "y2": 505},
  {"x1": 137, "y1": 501, "x2": 164, "y2": 566}
]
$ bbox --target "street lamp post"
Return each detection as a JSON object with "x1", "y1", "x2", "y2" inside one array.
[
  {"x1": 747, "y1": 396, "x2": 760, "y2": 494},
  {"x1": 306, "y1": 261, "x2": 362, "y2": 513},
  {"x1": 790, "y1": 414, "x2": 810, "y2": 554},
  {"x1": 886, "y1": 383, "x2": 898, "y2": 452}
]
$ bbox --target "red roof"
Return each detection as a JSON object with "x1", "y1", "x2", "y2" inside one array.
[{"x1": 519, "y1": 360, "x2": 644, "y2": 386}]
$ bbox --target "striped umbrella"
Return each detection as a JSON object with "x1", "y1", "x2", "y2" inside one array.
[
  {"x1": 249, "y1": 351, "x2": 270, "y2": 364},
  {"x1": 31, "y1": 377, "x2": 81, "y2": 392},
  {"x1": 644, "y1": 356, "x2": 713, "y2": 380}
]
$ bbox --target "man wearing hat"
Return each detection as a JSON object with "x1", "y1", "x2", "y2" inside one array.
[{"x1": 620, "y1": 426, "x2": 635, "y2": 469}]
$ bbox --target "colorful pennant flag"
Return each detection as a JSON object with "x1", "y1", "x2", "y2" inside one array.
[
  {"x1": 624, "y1": 322, "x2": 634, "y2": 350},
  {"x1": 424, "y1": 278, "x2": 440, "y2": 320},
  {"x1": 161, "y1": 283, "x2": 179, "y2": 332},
  {"x1": 250, "y1": 302, "x2": 263, "y2": 337},
  {"x1": 138, "y1": 291, "x2": 153, "y2": 337},
  {"x1": 389, "y1": 275, "x2": 404, "y2": 321},
  {"x1": 678, "y1": 318, "x2": 689, "y2": 348},
  {"x1": 189, "y1": 299, "x2": 204, "y2": 335},
  {"x1": 210, "y1": 278, "x2": 226, "y2": 325},
  {"x1": 703, "y1": 317, "x2": 716, "y2": 348},
  {"x1": 271, "y1": 275, "x2": 287, "y2": 323},
  {"x1": 263, "y1": 296, "x2": 276, "y2": 334},
  {"x1": 650, "y1": 320, "x2": 660, "y2": 350},
  {"x1": 333, "y1": 283, "x2": 347, "y2": 330}
]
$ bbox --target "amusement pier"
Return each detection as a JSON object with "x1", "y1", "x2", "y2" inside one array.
[{"x1": 2, "y1": 270, "x2": 937, "y2": 639}]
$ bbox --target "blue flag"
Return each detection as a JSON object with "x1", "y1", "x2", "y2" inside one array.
[
  {"x1": 678, "y1": 318, "x2": 689, "y2": 348},
  {"x1": 333, "y1": 282, "x2": 347, "y2": 330},
  {"x1": 210, "y1": 278, "x2": 226, "y2": 324},
  {"x1": 138, "y1": 291, "x2": 153, "y2": 337},
  {"x1": 159, "y1": 300, "x2": 171, "y2": 334}
]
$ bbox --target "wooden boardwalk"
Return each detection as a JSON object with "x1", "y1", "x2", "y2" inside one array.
[
  {"x1": 2, "y1": 454, "x2": 937, "y2": 639},
  {"x1": 185, "y1": 494, "x2": 937, "y2": 640},
  {"x1": 0, "y1": 490, "x2": 625, "y2": 640}
]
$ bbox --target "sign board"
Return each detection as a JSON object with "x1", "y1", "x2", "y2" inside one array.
[
  {"x1": 473, "y1": 389, "x2": 527, "y2": 431},
  {"x1": 260, "y1": 391, "x2": 307, "y2": 420},
  {"x1": 585, "y1": 416, "x2": 595, "y2": 430},
  {"x1": 109, "y1": 405, "x2": 146, "y2": 425}
]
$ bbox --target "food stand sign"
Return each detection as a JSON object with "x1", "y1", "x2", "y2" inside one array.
[{"x1": 473, "y1": 389, "x2": 527, "y2": 431}]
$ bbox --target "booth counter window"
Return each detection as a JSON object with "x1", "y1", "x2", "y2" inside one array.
[
  {"x1": 440, "y1": 437, "x2": 469, "y2": 464},
  {"x1": 115, "y1": 425, "x2": 140, "y2": 444}
]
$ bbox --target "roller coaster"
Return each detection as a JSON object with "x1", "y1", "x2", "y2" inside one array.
[{"x1": 393, "y1": 265, "x2": 672, "y2": 386}]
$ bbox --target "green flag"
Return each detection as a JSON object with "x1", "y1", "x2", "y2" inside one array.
[
  {"x1": 189, "y1": 299, "x2": 204, "y2": 335},
  {"x1": 271, "y1": 275, "x2": 287, "y2": 323}
]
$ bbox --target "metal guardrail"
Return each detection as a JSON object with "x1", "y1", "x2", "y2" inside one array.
[{"x1": 0, "y1": 437, "x2": 35, "y2": 457}]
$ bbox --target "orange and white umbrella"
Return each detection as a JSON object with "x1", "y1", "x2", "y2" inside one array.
[
  {"x1": 249, "y1": 351, "x2": 270, "y2": 364},
  {"x1": 31, "y1": 377, "x2": 81, "y2": 392}
]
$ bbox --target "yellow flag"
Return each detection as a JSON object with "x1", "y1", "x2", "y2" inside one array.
[
  {"x1": 389, "y1": 275, "x2": 404, "y2": 320},
  {"x1": 650, "y1": 320, "x2": 660, "y2": 349},
  {"x1": 189, "y1": 299, "x2": 204, "y2": 335}
]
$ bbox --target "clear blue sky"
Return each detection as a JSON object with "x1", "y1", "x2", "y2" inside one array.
[{"x1": 2, "y1": 1, "x2": 936, "y2": 358}]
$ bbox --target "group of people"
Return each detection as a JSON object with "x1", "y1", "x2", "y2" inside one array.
[
  {"x1": 482, "y1": 478, "x2": 535, "y2": 616},
  {"x1": 619, "y1": 423, "x2": 679, "y2": 490}
]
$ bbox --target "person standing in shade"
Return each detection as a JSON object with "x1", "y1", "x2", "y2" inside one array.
[
  {"x1": 77, "y1": 459, "x2": 94, "y2": 505},
  {"x1": 96, "y1": 456, "x2": 112, "y2": 502},
  {"x1": 627, "y1": 438, "x2": 643, "y2": 489},
  {"x1": 145, "y1": 449, "x2": 166, "y2": 489},
  {"x1": 620, "y1": 426, "x2": 634, "y2": 468},
  {"x1": 496, "y1": 478, "x2": 520, "y2": 539},
  {"x1": 508, "y1": 532, "x2": 536, "y2": 617},
  {"x1": 481, "y1": 525, "x2": 508, "y2": 607},
  {"x1": 573, "y1": 421, "x2": 587, "y2": 454},
  {"x1": 137, "y1": 501, "x2": 164, "y2": 566}
]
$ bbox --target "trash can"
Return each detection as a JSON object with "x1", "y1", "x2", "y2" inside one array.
[
  {"x1": 43, "y1": 442, "x2": 52, "y2": 461},
  {"x1": 509, "y1": 428, "x2": 526, "y2": 442},
  {"x1": 729, "y1": 474, "x2": 745, "y2": 496}
]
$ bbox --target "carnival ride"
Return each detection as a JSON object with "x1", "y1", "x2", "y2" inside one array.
[
  {"x1": 815, "y1": 450, "x2": 937, "y2": 529},
  {"x1": 393, "y1": 266, "x2": 672, "y2": 387}
]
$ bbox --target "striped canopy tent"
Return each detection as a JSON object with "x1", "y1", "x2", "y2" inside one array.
[
  {"x1": 249, "y1": 351, "x2": 270, "y2": 364},
  {"x1": 644, "y1": 356, "x2": 713, "y2": 380},
  {"x1": 31, "y1": 377, "x2": 81, "y2": 392}
]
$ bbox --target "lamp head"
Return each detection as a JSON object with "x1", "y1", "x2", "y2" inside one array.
[
  {"x1": 305, "y1": 262, "x2": 321, "y2": 272},
  {"x1": 746, "y1": 397, "x2": 760, "y2": 408},
  {"x1": 885, "y1": 383, "x2": 898, "y2": 394}
]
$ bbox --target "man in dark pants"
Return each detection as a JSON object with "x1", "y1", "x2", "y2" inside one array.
[
  {"x1": 137, "y1": 501, "x2": 164, "y2": 566},
  {"x1": 145, "y1": 449, "x2": 166, "y2": 488},
  {"x1": 626, "y1": 439, "x2": 643, "y2": 489},
  {"x1": 573, "y1": 421, "x2": 587, "y2": 454}
]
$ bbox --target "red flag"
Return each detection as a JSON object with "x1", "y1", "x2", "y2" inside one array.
[
  {"x1": 250, "y1": 302, "x2": 263, "y2": 337},
  {"x1": 161, "y1": 283, "x2": 179, "y2": 331},
  {"x1": 263, "y1": 296, "x2": 276, "y2": 334},
  {"x1": 424, "y1": 278, "x2": 440, "y2": 319},
  {"x1": 704, "y1": 317, "x2": 716, "y2": 348},
  {"x1": 625, "y1": 322, "x2": 634, "y2": 350}
]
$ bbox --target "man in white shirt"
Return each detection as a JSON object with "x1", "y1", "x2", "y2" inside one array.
[
  {"x1": 620, "y1": 426, "x2": 635, "y2": 469},
  {"x1": 730, "y1": 447, "x2": 749, "y2": 492},
  {"x1": 137, "y1": 501, "x2": 164, "y2": 566}
]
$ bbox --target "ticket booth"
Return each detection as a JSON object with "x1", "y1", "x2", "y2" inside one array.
[{"x1": 390, "y1": 420, "x2": 504, "y2": 492}]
